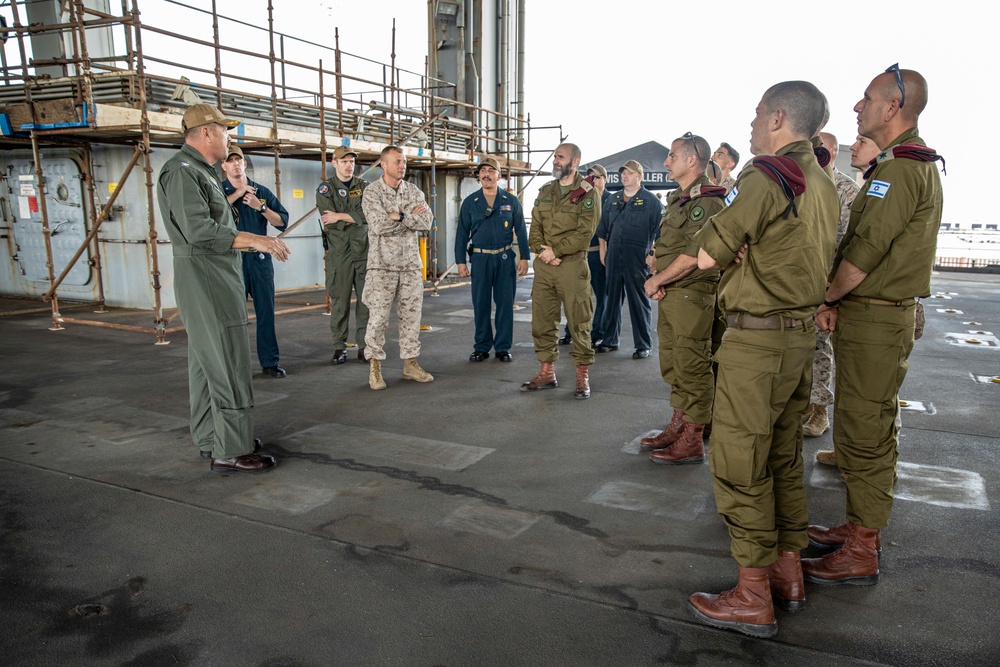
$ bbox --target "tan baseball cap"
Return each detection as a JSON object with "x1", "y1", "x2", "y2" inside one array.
[
  {"x1": 182, "y1": 103, "x2": 239, "y2": 131},
  {"x1": 587, "y1": 164, "x2": 608, "y2": 179},
  {"x1": 225, "y1": 145, "x2": 244, "y2": 161},
  {"x1": 619, "y1": 160, "x2": 644, "y2": 176},
  {"x1": 332, "y1": 145, "x2": 359, "y2": 160},
  {"x1": 477, "y1": 157, "x2": 501, "y2": 173}
]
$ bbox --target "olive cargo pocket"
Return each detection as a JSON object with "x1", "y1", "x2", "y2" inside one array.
[{"x1": 714, "y1": 340, "x2": 782, "y2": 435}]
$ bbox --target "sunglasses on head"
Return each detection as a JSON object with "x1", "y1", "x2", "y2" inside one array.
[
  {"x1": 682, "y1": 132, "x2": 702, "y2": 162},
  {"x1": 885, "y1": 63, "x2": 905, "y2": 109}
]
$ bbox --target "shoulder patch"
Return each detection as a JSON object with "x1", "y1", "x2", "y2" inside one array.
[
  {"x1": 317, "y1": 183, "x2": 330, "y2": 194},
  {"x1": 724, "y1": 187, "x2": 738, "y2": 206},
  {"x1": 583, "y1": 198, "x2": 595, "y2": 210},
  {"x1": 867, "y1": 180, "x2": 891, "y2": 199},
  {"x1": 689, "y1": 205, "x2": 705, "y2": 222}
]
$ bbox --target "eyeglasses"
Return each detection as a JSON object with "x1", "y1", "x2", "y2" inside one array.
[
  {"x1": 484, "y1": 207, "x2": 495, "y2": 218},
  {"x1": 885, "y1": 63, "x2": 905, "y2": 109},
  {"x1": 682, "y1": 132, "x2": 702, "y2": 163}
]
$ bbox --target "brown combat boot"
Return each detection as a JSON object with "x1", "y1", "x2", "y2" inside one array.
[
  {"x1": 640, "y1": 409, "x2": 685, "y2": 450},
  {"x1": 688, "y1": 566, "x2": 777, "y2": 638},
  {"x1": 402, "y1": 357, "x2": 434, "y2": 382},
  {"x1": 807, "y1": 521, "x2": 882, "y2": 555},
  {"x1": 648, "y1": 422, "x2": 705, "y2": 465},
  {"x1": 802, "y1": 522, "x2": 880, "y2": 586},
  {"x1": 768, "y1": 551, "x2": 805, "y2": 612},
  {"x1": 815, "y1": 449, "x2": 838, "y2": 466},
  {"x1": 369, "y1": 358, "x2": 387, "y2": 391},
  {"x1": 521, "y1": 362, "x2": 557, "y2": 392},
  {"x1": 574, "y1": 364, "x2": 590, "y2": 399},
  {"x1": 802, "y1": 403, "x2": 830, "y2": 437}
]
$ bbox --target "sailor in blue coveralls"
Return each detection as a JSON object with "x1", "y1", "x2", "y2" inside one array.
[
  {"x1": 455, "y1": 157, "x2": 530, "y2": 362},
  {"x1": 221, "y1": 146, "x2": 291, "y2": 377},
  {"x1": 595, "y1": 160, "x2": 663, "y2": 357}
]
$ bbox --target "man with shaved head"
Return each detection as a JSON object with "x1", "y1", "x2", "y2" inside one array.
[
  {"x1": 804, "y1": 67, "x2": 944, "y2": 586},
  {"x1": 801, "y1": 132, "x2": 861, "y2": 440},
  {"x1": 689, "y1": 81, "x2": 839, "y2": 637}
]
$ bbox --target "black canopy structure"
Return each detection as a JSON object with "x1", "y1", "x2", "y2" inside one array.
[{"x1": 580, "y1": 140, "x2": 679, "y2": 191}]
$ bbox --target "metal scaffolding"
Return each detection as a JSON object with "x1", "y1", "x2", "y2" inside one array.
[{"x1": 0, "y1": 0, "x2": 544, "y2": 341}]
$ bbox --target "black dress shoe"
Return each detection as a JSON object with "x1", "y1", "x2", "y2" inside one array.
[
  {"x1": 557, "y1": 335, "x2": 572, "y2": 345},
  {"x1": 496, "y1": 351, "x2": 513, "y2": 362},
  {"x1": 201, "y1": 437, "x2": 262, "y2": 459},
  {"x1": 262, "y1": 365, "x2": 286, "y2": 378},
  {"x1": 469, "y1": 350, "x2": 490, "y2": 362},
  {"x1": 210, "y1": 453, "x2": 277, "y2": 474},
  {"x1": 595, "y1": 344, "x2": 618, "y2": 353},
  {"x1": 633, "y1": 349, "x2": 651, "y2": 359},
  {"x1": 331, "y1": 350, "x2": 348, "y2": 365}
]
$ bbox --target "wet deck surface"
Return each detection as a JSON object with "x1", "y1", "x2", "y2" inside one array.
[{"x1": 1, "y1": 271, "x2": 998, "y2": 666}]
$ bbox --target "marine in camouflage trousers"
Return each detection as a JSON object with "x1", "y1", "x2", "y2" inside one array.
[
  {"x1": 811, "y1": 330, "x2": 835, "y2": 405},
  {"x1": 362, "y1": 268, "x2": 423, "y2": 361}
]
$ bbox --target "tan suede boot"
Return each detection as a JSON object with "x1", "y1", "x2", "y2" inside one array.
[
  {"x1": 640, "y1": 408, "x2": 685, "y2": 450},
  {"x1": 768, "y1": 550, "x2": 805, "y2": 612},
  {"x1": 815, "y1": 449, "x2": 838, "y2": 466},
  {"x1": 521, "y1": 362, "x2": 557, "y2": 391},
  {"x1": 688, "y1": 566, "x2": 778, "y2": 638},
  {"x1": 369, "y1": 358, "x2": 387, "y2": 390},
  {"x1": 648, "y1": 422, "x2": 705, "y2": 465},
  {"x1": 574, "y1": 364, "x2": 590, "y2": 399},
  {"x1": 402, "y1": 358, "x2": 434, "y2": 383},
  {"x1": 802, "y1": 522, "x2": 880, "y2": 586},
  {"x1": 803, "y1": 403, "x2": 829, "y2": 437}
]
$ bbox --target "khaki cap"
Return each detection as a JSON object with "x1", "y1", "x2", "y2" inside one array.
[
  {"x1": 477, "y1": 157, "x2": 501, "y2": 173},
  {"x1": 587, "y1": 164, "x2": 608, "y2": 179},
  {"x1": 332, "y1": 145, "x2": 359, "y2": 160},
  {"x1": 182, "y1": 103, "x2": 239, "y2": 131},
  {"x1": 225, "y1": 144, "x2": 244, "y2": 161},
  {"x1": 619, "y1": 160, "x2": 644, "y2": 176}
]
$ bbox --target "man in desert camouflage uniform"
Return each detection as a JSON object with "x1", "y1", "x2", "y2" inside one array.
[
  {"x1": 802, "y1": 132, "x2": 861, "y2": 440},
  {"x1": 360, "y1": 145, "x2": 435, "y2": 390}
]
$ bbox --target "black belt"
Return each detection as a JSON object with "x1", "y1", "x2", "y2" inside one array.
[
  {"x1": 726, "y1": 313, "x2": 807, "y2": 330},
  {"x1": 843, "y1": 294, "x2": 916, "y2": 307},
  {"x1": 472, "y1": 244, "x2": 512, "y2": 255}
]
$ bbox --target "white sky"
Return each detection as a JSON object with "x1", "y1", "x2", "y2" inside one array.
[{"x1": 161, "y1": 0, "x2": 996, "y2": 226}]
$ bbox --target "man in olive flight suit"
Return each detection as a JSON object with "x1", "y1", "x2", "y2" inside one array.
[
  {"x1": 157, "y1": 103, "x2": 290, "y2": 474},
  {"x1": 455, "y1": 157, "x2": 530, "y2": 362},
  {"x1": 690, "y1": 82, "x2": 839, "y2": 637},
  {"x1": 317, "y1": 145, "x2": 370, "y2": 365},
  {"x1": 521, "y1": 143, "x2": 602, "y2": 399},
  {"x1": 804, "y1": 66, "x2": 944, "y2": 587},
  {"x1": 641, "y1": 133, "x2": 726, "y2": 464}
]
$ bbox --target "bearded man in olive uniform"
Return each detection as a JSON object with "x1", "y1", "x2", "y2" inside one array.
[{"x1": 521, "y1": 143, "x2": 601, "y2": 399}]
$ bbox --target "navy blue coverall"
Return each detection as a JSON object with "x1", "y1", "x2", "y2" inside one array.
[
  {"x1": 222, "y1": 178, "x2": 289, "y2": 369},
  {"x1": 454, "y1": 188, "x2": 529, "y2": 354},
  {"x1": 596, "y1": 186, "x2": 662, "y2": 351}
]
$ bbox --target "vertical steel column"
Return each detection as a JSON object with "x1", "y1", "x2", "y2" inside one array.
[
  {"x1": 81, "y1": 144, "x2": 108, "y2": 312},
  {"x1": 267, "y1": 0, "x2": 281, "y2": 199},
  {"x1": 131, "y1": 0, "x2": 166, "y2": 344},
  {"x1": 31, "y1": 130, "x2": 63, "y2": 330},
  {"x1": 334, "y1": 29, "x2": 343, "y2": 136},
  {"x1": 212, "y1": 0, "x2": 223, "y2": 108}
]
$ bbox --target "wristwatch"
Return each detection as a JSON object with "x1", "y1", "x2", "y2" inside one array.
[{"x1": 260, "y1": 202, "x2": 268, "y2": 213}]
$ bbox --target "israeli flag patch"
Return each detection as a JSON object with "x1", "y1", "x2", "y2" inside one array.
[
  {"x1": 724, "y1": 186, "x2": 738, "y2": 206},
  {"x1": 867, "y1": 180, "x2": 891, "y2": 199}
]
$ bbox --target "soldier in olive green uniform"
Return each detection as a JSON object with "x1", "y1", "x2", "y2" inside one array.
[
  {"x1": 157, "y1": 104, "x2": 290, "y2": 474},
  {"x1": 521, "y1": 143, "x2": 602, "y2": 399},
  {"x1": 804, "y1": 67, "x2": 944, "y2": 586},
  {"x1": 317, "y1": 145, "x2": 370, "y2": 364},
  {"x1": 689, "y1": 82, "x2": 838, "y2": 637},
  {"x1": 641, "y1": 133, "x2": 726, "y2": 464}
]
